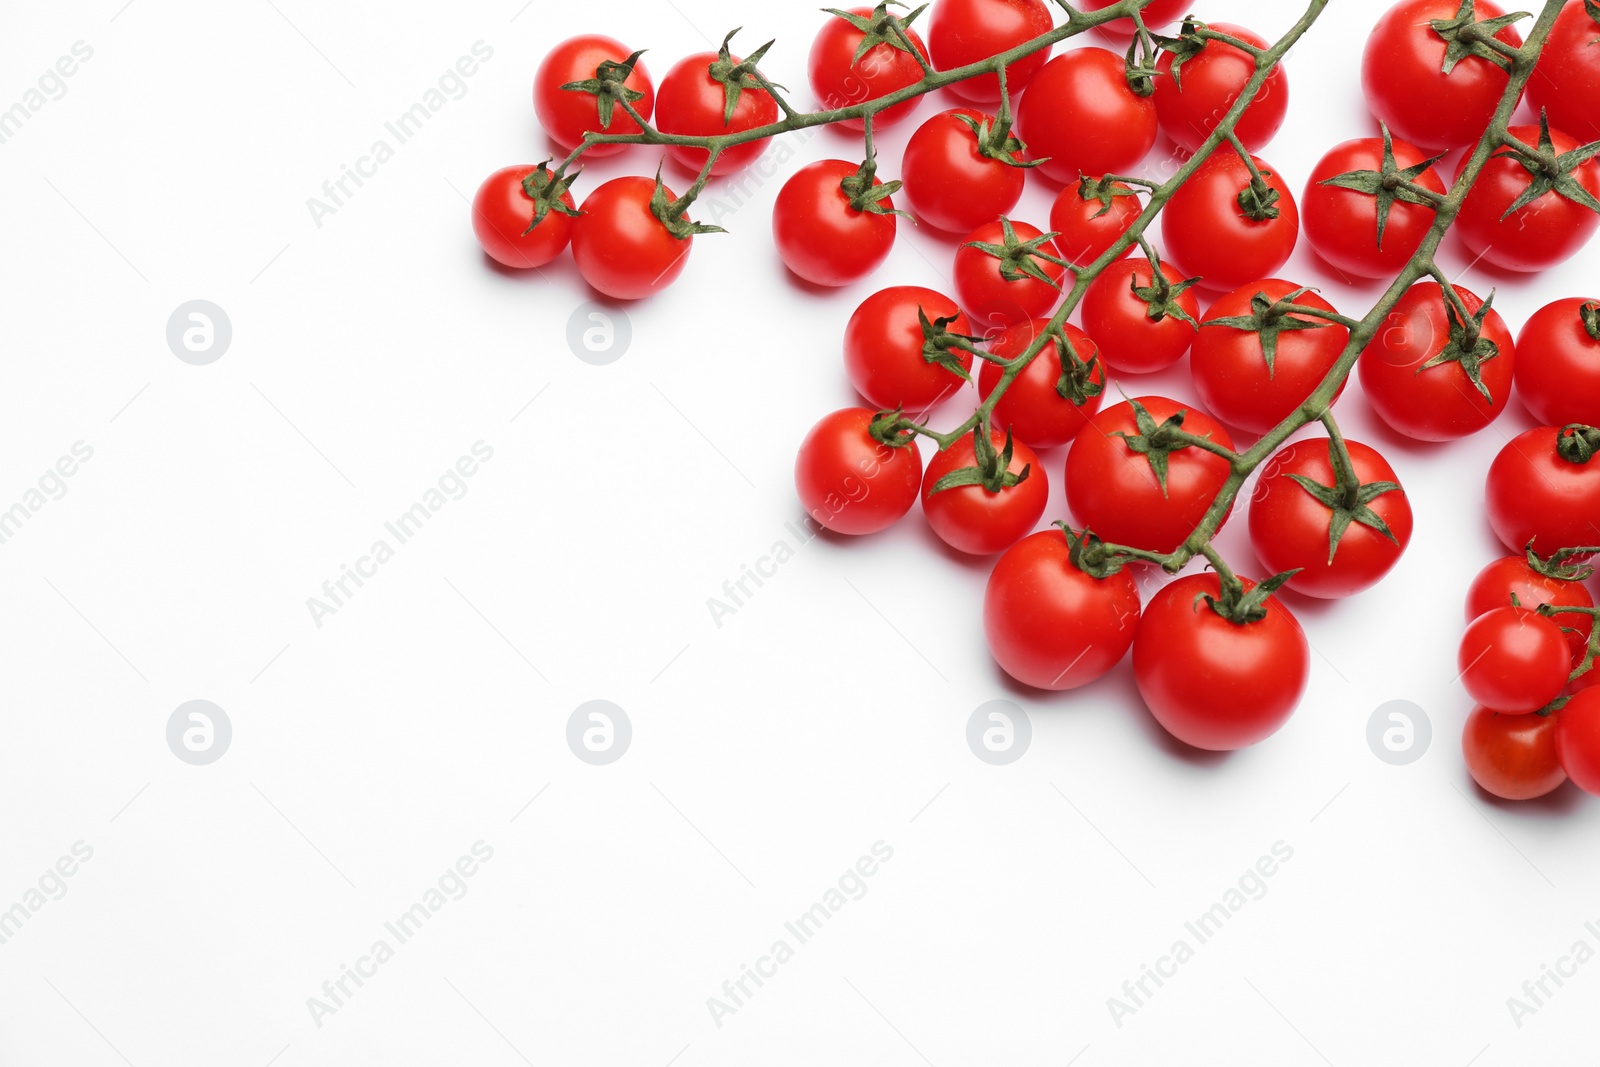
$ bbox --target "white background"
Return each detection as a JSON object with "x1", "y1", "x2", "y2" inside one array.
[{"x1": 1, "y1": 0, "x2": 1597, "y2": 1064}]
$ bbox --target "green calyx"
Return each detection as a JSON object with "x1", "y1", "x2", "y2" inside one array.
[
  {"x1": 1285, "y1": 440, "x2": 1403, "y2": 565},
  {"x1": 953, "y1": 95, "x2": 1045, "y2": 170},
  {"x1": 1557, "y1": 424, "x2": 1600, "y2": 465},
  {"x1": 1581, "y1": 301, "x2": 1600, "y2": 342},
  {"x1": 1236, "y1": 164, "x2": 1282, "y2": 221},
  {"x1": 707, "y1": 29, "x2": 780, "y2": 125},
  {"x1": 1418, "y1": 288, "x2": 1501, "y2": 403},
  {"x1": 1318, "y1": 124, "x2": 1447, "y2": 249},
  {"x1": 930, "y1": 426, "x2": 1030, "y2": 495},
  {"x1": 1057, "y1": 523, "x2": 1131, "y2": 579},
  {"x1": 868, "y1": 408, "x2": 919, "y2": 449},
  {"x1": 1130, "y1": 247, "x2": 1200, "y2": 328},
  {"x1": 1494, "y1": 111, "x2": 1600, "y2": 220},
  {"x1": 648, "y1": 168, "x2": 726, "y2": 240},
  {"x1": 1150, "y1": 18, "x2": 1209, "y2": 93},
  {"x1": 1201, "y1": 570, "x2": 1299, "y2": 626},
  {"x1": 520, "y1": 162, "x2": 580, "y2": 234},
  {"x1": 1078, "y1": 175, "x2": 1140, "y2": 219},
  {"x1": 559, "y1": 48, "x2": 648, "y2": 130},
  {"x1": 1204, "y1": 286, "x2": 1331, "y2": 377},
  {"x1": 917, "y1": 307, "x2": 984, "y2": 382},
  {"x1": 965, "y1": 217, "x2": 1072, "y2": 289},
  {"x1": 821, "y1": 2, "x2": 928, "y2": 64},
  {"x1": 1111, "y1": 399, "x2": 1208, "y2": 498},
  {"x1": 1429, "y1": 0, "x2": 1531, "y2": 74},
  {"x1": 1525, "y1": 541, "x2": 1596, "y2": 582},
  {"x1": 840, "y1": 150, "x2": 906, "y2": 217},
  {"x1": 1049, "y1": 326, "x2": 1104, "y2": 406}
]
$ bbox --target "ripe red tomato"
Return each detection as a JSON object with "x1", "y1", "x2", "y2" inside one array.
[
  {"x1": 1526, "y1": 0, "x2": 1600, "y2": 144},
  {"x1": 1463, "y1": 706, "x2": 1566, "y2": 800},
  {"x1": 795, "y1": 408, "x2": 923, "y2": 535},
  {"x1": 921, "y1": 429, "x2": 1048, "y2": 555},
  {"x1": 900, "y1": 109, "x2": 1025, "y2": 234},
  {"x1": 843, "y1": 286, "x2": 975, "y2": 412},
  {"x1": 534, "y1": 35, "x2": 654, "y2": 158},
  {"x1": 978, "y1": 319, "x2": 1105, "y2": 449},
  {"x1": 1248, "y1": 439, "x2": 1413, "y2": 599},
  {"x1": 655, "y1": 49, "x2": 777, "y2": 175},
  {"x1": 1160, "y1": 152, "x2": 1299, "y2": 292},
  {"x1": 1460, "y1": 606, "x2": 1572, "y2": 713},
  {"x1": 1486, "y1": 426, "x2": 1600, "y2": 555},
  {"x1": 471, "y1": 165, "x2": 575, "y2": 269},
  {"x1": 1515, "y1": 298, "x2": 1600, "y2": 427},
  {"x1": 1080, "y1": 257, "x2": 1199, "y2": 373},
  {"x1": 953, "y1": 219, "x2": 1069, "y2": 332},
  {"x1": 983, "y1": 528, "x2": 1141, "y2": 690},
  {"x1": 1453, "y1": 123, "x2": 1600, "y2": 273},
  {"x1": 1557, "y1": 688, "x2": 1600, "y2": 794},
  {"x1": 1049, "y1": 180, "x2": 1141, "y2": 267},
  {"x1": 1066, "y1": 396, "x2": 1237, "y2": 554},
  {"x1": 1301, "y1": 135, "x2": 1448, "y2": 280},
  {"x1": 1191, "y1": 279, "x2": 1350, "y2": 436},
  {"x1": 773, "y1": 159, "x2": 898, "y2": 287},
  {"x1": 1466, "y1": 554, "x2": 1595, "y2": 664},
  {"x1": 807, "y1": 6, "x2": 930, "y2": 129},
  {"x1": 1153, "y1": 23, "x2": 1288, "y2": 154},
  {"x1": 1016, "y1": 48, "x2": 1158, "y2": 186},
  {"x1": 927, "y1": 0, "x2": 1055, "y2": 104},
  {"x1": 570, "y1": 176, "x2": 693, "y2": 299},
  {"x1": 1133, "y1": 573, "x2": 1310, "y2": 751},
  {"x1": 1358, "y1": 282, "x2": 1514, "y2": 441},
  {"x1": 1361, "y1": 0, "x2": 1524, "y2": 149},
  {"x1": 1079, "y1": 0, "x2": 1188, "y2": 36}
]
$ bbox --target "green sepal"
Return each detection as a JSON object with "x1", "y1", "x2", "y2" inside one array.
[
  {"x1": 1525, "y1": 541, "x2": 1596, "y2": 582},
  {"x1": 1582, "y1": 301, "x2": 1600, "y2": 343},
  {"x1": 929, "y1": 426, "x2": 1030, "y2": 495},
  {"x1": 917, "y1": 307, "x2": 984, "y2": 382},
  {"x1": 1151, "y1": 17, "x2": 1208, "y2": 92},
  {"x1": 1493, "y1": 111, "x2": 1600, "y2": 220},
  {"x1": 520, "y1": 161, "x2": 581, "y2": 234},
  {"x1": 1204, "y1": 286, "x2": 1332, "y2": 377},
  {"x1": 867, "y1": 408, "x2": 920, "y2": 449},
  {"x1": 840, "y1": 151, "x2": 908, "y2": 218},
  {"x1": 560, "y1": 49, "x2": 648, "y2": 130},
  {"x1": 1056, "y1": 523, "x2": 1131, "y2": 579},
  {"x1": 1429, "y1": 0, "x2": 1531, "y2": 74},
  {"x1": 707, "y1": 29, "x2": 781, "y2": 126},
  {"x1": 1079, "y1": 175, "x2": 1140, "y2": 219},
  {"x1": 1129, "y1": 246, "x2": 1200, "y2": 328},
  {"x1": 648, "y1": 168, "x2": 726, "y2": 239},
  {"x1": 1317, "y1": 124, "x2": 1447, "y2": 250},
  {"x1": 1203, "y1": 569, "x2": 1299, "y2": 625},
  {"x1": 1282, "y1": 440, "x2": 1404, "y2": 565},
  {"x1": 963, "y1": 216, "x2": 1072, "y2": 289},
  {"x1": 1109, "y1": 398, "x2": 1210, "y2": 499},
  {"x1": 1418, "y1": 287, "x2": 1501, "y2": 403},
  {"x1": 1557, "y1": 424, "x2": 1600, "y2": 465},
  {"x1": 821, "y1": 2, "x2": 929, "y2": 64},
  {"x1": 952, "y1": 98, "x2": 1046, "y2": 170},
  {"x1": 1048, "y1": 325, "x2": 1104, "y2": 405}
]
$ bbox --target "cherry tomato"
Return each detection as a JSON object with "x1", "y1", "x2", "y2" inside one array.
[
  {"x1": 807, "y1": 6, "x2": 930, "y2": 129},
  {"x1": 1361, "y1": 0, "x2": 1524, "y2": 149},
  {"x1": 1485, "y1": 426, "x2": 1600, "y2": 556},
  {"x1": 1133, "y1": 573, "x2": 1310, "y2": 751},
  {"x1": 570, "y1": 176, "x2": 693, "y2": 300},
  {"x1": 921, "y1": 429, "x2": 1048, "y2": 555},
  {"x1": 927, "y1": 0, "x2": 1055, "y2": 104},
  {"x1": 1249, "y1": 438, "x2": 1413, "y2": 599},
  {"x1": 1358, "y1": 282, "x2": 1514, "y2": 441},
  {"x1": 795, "y1": 408, "x2": 923, "y2": 535},
  {"x1": 1556, "y1": 688, "x2": 1600, "y2": 794},
  {"x1": 1515, "y1": 298, "x2": 1600, "y2": 428},
  {"x1": 1050, "y1": 180, "x2": 1141, "y2": 267},
  {"x1": 1301, "y1": 135, "x2": 1447, "y2": 280},
  {"x1": 1460, "y1": 607, "x2": 1572, "y2": 713},
  {"x1": 1191, "y1": 279, "x2": 1349, "y2": 436},
  {"x1": 1161, "y1": 151, "x2": 1299, "y2": 292},
  {"x1": 843, "y1": 286, "x2": 975, "y2": 412},
  {"x1": 655, "y1": 49, "x2": 777, "y2": 175},
  {"x1": 1453, "y1": 123, "x2": 1600, "y2": 273},
  {"x1": 1066, "y1": 396, "x2": 1237, "y2": 553},
  {"x1": 1466, "y1": 554, "x2": 1595, "y2": 665},
  {"x1": 1463, "y1": 706, "x2": 1566, "y2": 800},
  {"x1": 470, "y1": 165, "x2": 575, "y2": 269},
  {"x1": 534, "y1": 35, "x2": 654, "y2": 158},
  {"x1": 1016, "y1": 48, "x2": 1158, "y2": 186},
  {"x1": 1080, "y1": 257, "x2": 1199, "y2": 374},
  {"x1": 773, "y1": 160, "x2": 898, "y2": 287},
  {"x1": 1154, "y1": 23, "x2": 1288, "y2": 154},
  {"x1": 1079, "y1": 0, "x2": 1188, "y2": 37},
  {"x1": 953, "y1": 219, "x2": 1069, "y2": 333},
  {"x1": 978, "y1": 319, "x2": 1106, "y2": 449},
  {"x1": 1526, "y1": 0, "x2": 1600, "y2": 144},
  {"x1": 984, "y1": 529, "x2": 1141, "y2": 690},
  {"x1": 900, "y1": 108, "x2": 1025, "y2": 234}
]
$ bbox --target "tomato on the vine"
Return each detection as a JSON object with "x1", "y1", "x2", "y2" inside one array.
[
  {"x1": 921, "y1": 428, "x2": 1048, "y2": 555},
  {"x1": 900, "y1": 108, "x2": 1026, "y2": 234},
  {"x1": 1463, "y1": 706, "x2": 1567, "y2": 800},
  {"x1": 1453, "y1": 122, "x2": 1600, "y2": 273},
  {"x1": 655, "y1": 41, "x2": 778, "y2": 175},
  {"x1": 1153, "y1": 22, "x2": 1288, "y2": 154},
  {"x1": 1301, "y1": 134, "x2": 1447, "y2": 280},
  {"x1": 795, "y1": 408, "x2": 923, "y2": 535},
  {"x1": 1080, "y1": 256, "x2": 1199, "y2": 374},
  {"x1": 927, "y1": 0, "x2": 1055, "y2": 105},
  {"x1": 1460, "y1": 606, "x2": 1572, "y2": 713},
  {"x1": 978, "y1": 319, "x2": 1105, "y2": 449},
  {"x1": 1160, "y1": 151, "x2": 1299, "y2": 292},
  {"x1": 570, "y1": 176, "x2": 694, "y2": 300},
  {"x1": 843, "y1": 286, "x2": 975, "y2": 412},
  {"x1": 1466, "y1": 554, "x2": 1595, "y2": 664},
  {"x1": 1485, "y1": 426, "x2": 1600, "y2": 556},
  {"x1": 1515, "y1": 298, "x2": 1600, "y2": 428},
  {"x1": 807, "y1": 5, "x2": 930, "y2": 129},
  {"x1": 534, "y1": 35, "x2": 654, "y2": 157},
  {"x1": 1050, "y1": 179, "x2": 1141, "y2": 268},
  {"x1": 1016, "y1": 47, "x2": 1158, "y2": 186},
  {"x1": 1526, "y1": 0, "x2": 1600, "y2": 144},
  {"x1": 773, "y1": 159, "x2": 899, "y2": 287},
  {"x1": 953, "y1": 219, "x2": 1069, "y2": 332},
  {"x1": 1557, "y1": 688, "x2": 1600, "y2": 794},
  {"x1": 1079, "y1": 0, "x2": 1188, "y2": 37},
  {"x1": 471, "y1": 165, "x2": 575, "y2": 269}
]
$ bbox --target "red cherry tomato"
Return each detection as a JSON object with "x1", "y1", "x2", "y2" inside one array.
[
  {"x1": 1556, "y1": 688, "x2": 1600, "y2": 794},
  {"x1": 1080, "y1": 257, "x2": 1199, "y2": 374},
  {"x1": 1161, "y1": 151, "x2": 1299, "y2": 292},
  {"x1": 1526, "y1": 0, "x2": 1600, "y2": 144},
  {"x1": 953, "y1": 220, "x2": 1069, "y2": 332},
  {"x1": 807, "y1": 7, "x2": 930, "y2": 129},
  {"x1": 795, "y1": 409, "x2": 923, "y2": 535},
  {"x1": 1459, "y1": 606, "x2": 1572, "y2": 713},
  {"x1": 1463, "y1": 706, "x2": 1567, "y2": 800},
  {"x1": 983, "y1": 529, "x2": 1142, "y2": 690},
  {"x1": 1153, "y1": 23, "x2": 1288, "y2": 154},
  {"x1": 978, "y1": 319, "x2": 1106, "y2": 449},
  {"x1": 1515, "y1": 298, "x2": 1600, "y2": 428},
  {"x1": 470, "y1": 165, "x2": 574, "y2": 269},
  {"x1": 1301, "y1": 135, "x2": 1447, "y2": 280},
  {"x1": 1466, "y1": 554, "x2": 1595, "y2": 665},
  {"x1": 1079, "y1": 0, "x2": 1188, "y2": 37},
  {"x1": 773, "y1": 160, "x2": 898, "y2": 287},
  {"x1": 1485, "y1": 426, "x2": 1600, "y2": 556},
  {"x1": 570, "y1": 176, "x2": 693, "y2": 300},
  {"x1": 655, "y1": 50, "x2": 777, "y2": 175},
  {"x1": 534, "y1": 35, "x2": 654, "y2": 158},
  {"x1": 1016, "y1": 48, "x2": 1158, "y2": 186},
  {"x1": 927, "y1": 0, "x2": 1055, "y2": 104},
  {"x1": 1133, "y1": 573, "x2": 1310, "y2": 751},
  {"x1": 843, "y1": 286, "x2": 975, "y2": 412},
  {"x1": 900, "y1": 109, "x2": 1026, "y2": 234},
  {"x1": 1049, "y1": 180, "x2": 1141, "y2": 268},
  {"x1": 1358, "y1": 282, "x2": 1514, "y2": 441},
  {"x1": 1453, "y1": 123, "x2": 1600, "y2": 273},
  {"x1": 921, "y1": 429, "x2": 1048, "y2": 555}
]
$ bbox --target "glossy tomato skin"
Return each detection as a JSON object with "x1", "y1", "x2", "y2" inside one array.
[
  {"x1": 1192, "y1": 279, "x2": 1349, "y2": 436},
  {"x1": 1079, "y1": 0, "x2": 1188, "y2": 37},
  {"x1": 773, "y1": 160, "x2": 898, "y2": 286},
  {"x1": 655, "y1": 52, "x2": 777, "y2": 175},
  {"x1": 921, "y1": 430, "x2": 1048, "y2": 555},
  {"x1": 1302, "y1": 136, "x2": 1447, "y2": 279},
  {"x1": 571, "y1": 176, "x2": 692, "y2": 300},
  {"x1": 928, "y1": 0, "x2": 1055, "y2": 104},
  {"x1": 1527, "y1": 0, "x2": 1600, "y2": 144},
  {"x1": 978, "y1": 319, "x2": 1105, "y2": 449},
  {"x1": 534, "y1": 35, "x2": 654, "y2": 158},
  {"x1": 843, "y1": 286, "x2": 974, "y2": 411},
  {"x1": 1066, "y1": 396, "x2": 1237, "y2": 553},
  {"x1": 1249, "y1": 439, "x2": 1413, "y2": 599},
  {"x1": 1358, "y1": 282, "x2": 1514, "y2": 441},
  {"x1": 1486, "y1": 426, "x2": 1600, "y2": 555},
  {"x1": 795, "y1": 408, "x2": 923, "y2": 535},
  {"x1": 1133, "y1": 573, "x2": 1310, "y2": 751},
  {"x1": 1017, "y1": 48, "x2": 1158, "y2": 186},
  {"x1": 471, "y1": 166, "x2": 575, "y2": 269},
  {"x1": 901, "y1": 109, "x2": 1025, "y2": 233},
  {"x1": 808, "y1": 8, "x2": 929, "y2": 129},
  {"x1": 1080, "y1": 258, "x2": 1199, "y2": 373},
  {"x1": 1463, "y1": 706, "x2": 1567, "y2": 800},
  {"x1": 1154, "y1": 23, "x2": 1288, "y2": 154},
  {"x1": 1050, "y1": 182, "x2": 1141, "y2": 267},
  {"x1": 1557, "y1": 689, "x2": 1600, "y2": 794},
  {"x1": 1515, "y1": 299, "x2": 1600, "y2": 427},
  {"x1": 1362, "y1": 0, "x2": 1523, "y2": 149},
  {"x1": 1161, "y1": 152, "x2": 1299, "y2": 292},
  {"x1": 953, "y1": 220, "x2": 1068, "y2": 332},
  {"x1": 983, "y1": 529, "x2": 1142, "y2": 690},
  {"x1": 1466, "y1": 555, "x2": 1595, "y2": 664},
  {"x1": 1459, "y1": 607, "x2": 1572, "y2": 713},
  {"x1": 1454, "y1": 124, "x2": 1600, "y2": 273}
]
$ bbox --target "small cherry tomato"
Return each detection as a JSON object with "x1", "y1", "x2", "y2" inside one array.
[
  {"x1": 927, "y1": 0, "x2": 1055, "y2": 104},
  {"x1": 534, "y1": 35, "x2": 654, "y2": 157},
  {"x1": 807, "y1": 6, "x2": 930, "y2": 129},
  {"x1": 978, "y1": 319, "x2": 1106, "y2": 449},
  {"x1": 900, "y1": 108, "x2": 1026, "y2": 234},
  {"x1": 1049, "y1": 179, "x2": 1142, "y2": 268},
  {"x1": 843, "y1": 286, "x2": 975, "y2": 412},
  {"x1": 1459, "y1": 606, "x2": 1572, "y2": 713},
  {"x1": 1080, "y1": 256, "x2": 1200, "y2": 374},
  {"x1": 1556, "y1": 688, "x2": 1600, "y2": 794},
  {"x1": 1153, "y1": 23, "x2": 1288, "y2": 154},
  {"x1": 1016, "y1": 47, "x2": 1158, "y2": 186},
  {"x1": 921, "y1": 428, "x2": 1048, "y2": 555},
  {"x1": 1526, "y1": 0, "x2": 1600, "y2": 144},
  {"x1": 795, "y1": 408, "x2": 923, "y2": 535},
  {"x1": 470, "y1": 165, "x2": 575, "y2": 269},
  {"x1": 1161, "y1": 151, "x2": 1299, "y2": 292},
  {"x1": 773, "y1": 159, "x2": 898, "y2": 287},
  {"x1": 1301, "y1": 134, "x2": 1447, "y2": 280},
  {"x1": 1463, "y1": 706, "x2": 1566, "y2": 800},
  {"x1": 1485, "y1": 426, "x2": 1600, "y2": 556},
  {"x1": 655, "y1": 45, "x2": 778, "y2": 175},
  {"x1": 953, "y1": 219, "x2": 1070, "y2": 333},
  {"x1": 570, "y1": 176, "x2": 694, "y2": 300},
  {"x1": 1453, "y1": 122, "x2": 1600, "y2": 273},
  {"x1": 1514, "y1": 298, "x2": 1600, "y2": 428}
]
